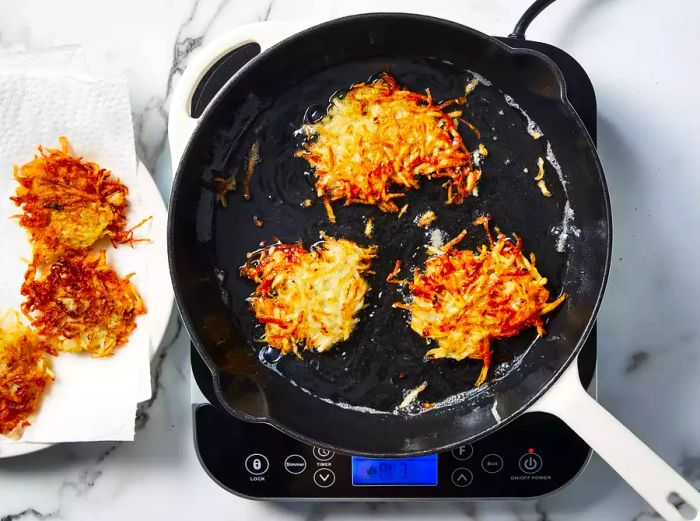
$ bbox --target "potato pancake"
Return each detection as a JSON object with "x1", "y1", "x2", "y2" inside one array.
[
  {"x1": 11, "y1": 137, "x2": 138, "y2": 264},
  {"x1": 389, "y1": 218, "x2": 566, "y2": 386},
  {"x1": 241, "y1": 235, "x2": 377, "y2": 356},
  {"x1": 297, "y1": 72, "x2": 479, "y2": 214},
  {"x1": 20, "y1": 250, "x2": 145, "y2": 357},
  {"x1": 0, "y1": 315, "x2": 54, "y2": 438}
]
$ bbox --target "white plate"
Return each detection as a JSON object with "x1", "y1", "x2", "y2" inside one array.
[{"x1": 0, "y1": 160, "x2": 172, "y2": 459}]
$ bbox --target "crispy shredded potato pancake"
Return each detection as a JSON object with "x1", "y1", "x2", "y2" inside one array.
[
  {"x1": 297, "y1": 72, "x2": 480, "y2": 214},
  {"x1": 389, "y1": 218, "x2": 566, "y2": 386},
  {"x1": 0, "y1": 314, "x2": 55, "y2": 437},
  {"x1": 240, "y1": 235, "x2": 377, "y2": 356},
  {"x1": 11, "y1": 137, "x2": 142, "y2": 264},
  {"x1": 20, "y1": 250, "x2": 146, "y2": 357}
]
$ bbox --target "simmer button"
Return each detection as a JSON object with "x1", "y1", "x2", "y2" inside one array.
[{"x1": 284, "y1": 454, "x2": 307, "y2": 475}]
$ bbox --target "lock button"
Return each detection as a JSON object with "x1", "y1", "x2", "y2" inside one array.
[{"x1": 245, "y1": 453, "x2": 270, "y2": 475}]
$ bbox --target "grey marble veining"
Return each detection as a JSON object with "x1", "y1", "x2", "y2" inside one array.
[{"x1": 1, "y1": 1, "x2": 699, "y2": 520}]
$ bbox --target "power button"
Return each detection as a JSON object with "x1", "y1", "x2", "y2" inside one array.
[{"x1": 518, "y1": 452, "x2": 543, "y2": 474}]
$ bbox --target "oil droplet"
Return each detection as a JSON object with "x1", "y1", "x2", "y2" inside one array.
[
  {"x1": 261, "y1": 346, "x2": 282, "y2": 364},
  {"x1": 329, "y1": 89, "x2": 348, "y2": 104},
  {"x1": 304, "y1": 105, "x2": 325, "y2": 124}
]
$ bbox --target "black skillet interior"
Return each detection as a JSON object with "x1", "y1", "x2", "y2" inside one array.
[
  {"x1": 211, "y1": 57, "x2": 568, "y2": 411},
  {"x1": 169, "y1": 13, "x2": 611, "y2": 456}
]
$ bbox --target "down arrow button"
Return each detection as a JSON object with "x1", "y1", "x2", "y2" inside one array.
[{"x1": 313, "y1": 468, "x2": 336, "y2": 488}]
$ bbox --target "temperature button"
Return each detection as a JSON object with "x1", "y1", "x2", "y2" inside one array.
[
  {"x1": 245, "y1": 453, "x2": 269, "y2": 475},
  {"x1": 451, "y1": 444, "x2": 473, "y2": 461},
  {"x1": 519, "y1": 452, "x2": 543, "y2": 474}
]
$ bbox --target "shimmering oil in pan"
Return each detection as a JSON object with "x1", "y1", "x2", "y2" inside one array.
[
  {"x1": 213, "y1": 57, "x2": 574, "y2": 416},
  {"x1": 258, "y1": 345, "x2": 390, "y2": 415}
]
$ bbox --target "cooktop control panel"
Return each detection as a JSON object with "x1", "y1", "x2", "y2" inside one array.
[{"x1": 194, "y1": 404, "x2": 590, "y2": 499}]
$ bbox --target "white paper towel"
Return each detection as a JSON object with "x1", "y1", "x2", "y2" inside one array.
[{"x1": 0, "y1": 49, "x2": 152, "y2": 442}]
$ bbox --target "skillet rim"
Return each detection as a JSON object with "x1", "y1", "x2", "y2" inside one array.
[{"x1": 167, "y1": 12, "x2": 613, "y2": 456}]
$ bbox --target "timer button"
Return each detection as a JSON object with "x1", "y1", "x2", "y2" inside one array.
[
  {"x1": 481, "y1": 453, "x2": 504, "y2": 474},
  {"x1": 451, "y1": 468, "x2": 473, "y2": 487},
  {"x1": 313, "y1": 447, "x2": 334, "y2": 461},
  {"x1": 313, "y1": 468, "x2": 336, "y2": 488},
  {"x1": 451, "y1": 444, "x2": 473, "y2": 461},
  {"x1": 519, "y1": 452, "x2": 543, "y2": 474},
  {"x1": 245, "y1": 453, "x2": 269, "y2": 475},
  {"x1": 284, "y1": 454, "x2": 307, "y2": 475}
]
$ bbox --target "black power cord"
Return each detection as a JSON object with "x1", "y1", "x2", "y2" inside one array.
[{"x1": 509, "y1": 0, "x2": 558, "y2": 39}]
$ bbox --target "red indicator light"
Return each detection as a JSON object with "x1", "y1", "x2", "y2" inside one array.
[{"x1": 528, "y1": 448, "x2": 535, "y2": 454}]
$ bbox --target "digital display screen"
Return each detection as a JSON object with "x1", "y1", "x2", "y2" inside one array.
[{"x1": 351, "y1": 455, "x2": 438, "y2": 486}]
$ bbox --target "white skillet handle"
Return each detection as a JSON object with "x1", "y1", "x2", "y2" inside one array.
[
  {"x1": 168, "y1": 21, "x2": 305, "y2": 168},
  {"x1": 531, "y1": 360, "x2": 699, "y2": 520}
]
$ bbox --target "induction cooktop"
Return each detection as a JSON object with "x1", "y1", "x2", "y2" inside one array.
[{"x1": 186, "y1": 32, "x2": 599, "y2": 500}]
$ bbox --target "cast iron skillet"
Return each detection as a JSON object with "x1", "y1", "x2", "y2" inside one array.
[{"x1": 168, "y1": 13, "x2": 610, "y2": 455}]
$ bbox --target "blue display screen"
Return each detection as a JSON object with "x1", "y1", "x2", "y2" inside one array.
[{"x1": 351, "y1": 455, "x2": 438, "y2": 486}]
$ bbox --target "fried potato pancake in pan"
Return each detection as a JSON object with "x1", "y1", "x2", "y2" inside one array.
[
  {"x1": 20, "y1": 250, "x2": 146, "y2": 357},
  {"x1": 297, "y1": 72, "x2": 480, "y2": 214},
  {"x1": 389, "y1": 218, "x2": 566, "y2": 386},
  {"x1": 241, "y1": 235, "x2": 377, "y2": 356},
  {"x1": 11, "y1": 137, "x2": 140, "y2": 265},
  {"x1": 0, "y1": 314, "x2": 55, "y2": 438}
]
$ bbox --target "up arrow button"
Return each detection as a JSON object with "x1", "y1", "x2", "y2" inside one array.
[{"x1": 451, "y1": 468, "x2": 473, "y2": 487}]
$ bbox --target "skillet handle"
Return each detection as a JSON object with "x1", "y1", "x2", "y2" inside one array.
[
  {"x1": 168, "y1": 21, "x2": 304, "y2": 167},
  {"x1": 531, "y1": 360, "x2": 699, "y2": 521}
]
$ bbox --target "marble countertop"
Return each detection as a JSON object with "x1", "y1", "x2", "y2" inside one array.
[{"x1": 1, "y1": 0, "x2": 699, "y2": 519}]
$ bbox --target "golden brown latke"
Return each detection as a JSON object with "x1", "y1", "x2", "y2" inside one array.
[
  {"x1": 11, "y1": 137, "x2": 142, "y2": 264},
  {"x1": 297, "y1": 72, "x2": 480, "y2": 215},
  {"x1": 0, "y1": 314, "x2": 55, "y2": 438},
  {"x1": 240, "y1": 235, "x2": 376, "y2": 356},
  {"x1": 20, "y1": 250, "x2": 146, "y2": 357},
  {"x1": 389, "y1": 217, "x2": 566, "y2": 386}
]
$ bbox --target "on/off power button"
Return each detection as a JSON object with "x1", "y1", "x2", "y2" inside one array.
[{"x1": 518, "y1": 452, "x2": 543, "y2": 474}]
